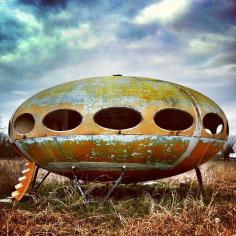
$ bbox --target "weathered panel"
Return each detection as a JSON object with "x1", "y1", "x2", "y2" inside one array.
[{"x1": 9, "y1": 76, "x2": 228, "y2": 183}]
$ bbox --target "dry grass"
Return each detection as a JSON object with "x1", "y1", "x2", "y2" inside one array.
[
  {"x1": 0, "y1": 158, "x2": 26, "y2": 197},
  {"x1": 0, "y1": 161, "x2": 236, "y2": 236}
]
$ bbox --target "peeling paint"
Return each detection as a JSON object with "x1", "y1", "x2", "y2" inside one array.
[
  {"x1": 15, "y1": 134, "x2": 224, "y2": 173},
  {"x1": 10, "y1": 76, "x2": 228, "y2": 182}
]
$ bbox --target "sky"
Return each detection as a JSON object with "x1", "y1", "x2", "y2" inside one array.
[{"x1": 0, "y1": 0, "x2": 236, "y2": 134}]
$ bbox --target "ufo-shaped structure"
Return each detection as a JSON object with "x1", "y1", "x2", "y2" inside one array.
[{"x1": 8, "y1": 76, "x2": 229, "y2": 201}]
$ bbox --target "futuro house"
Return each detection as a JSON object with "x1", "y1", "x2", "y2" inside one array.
[{"x1": 8, "y1": 76, "x2": 229, "y2": 201}]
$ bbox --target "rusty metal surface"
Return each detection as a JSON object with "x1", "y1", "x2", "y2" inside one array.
[
  {"x1": 15, "y1": 135, "x2": 224, "y2": 182},
  {"x1": 8, "y1": 76, "x2": 229, "y2": 182}
]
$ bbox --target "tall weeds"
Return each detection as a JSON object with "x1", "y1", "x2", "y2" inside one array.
[
  {"x1": 0, "y1": 161, "x2": 235, "y2": 235},
  {"x1": 0, "y1": 158, "x2": 25, "y2": 197}
]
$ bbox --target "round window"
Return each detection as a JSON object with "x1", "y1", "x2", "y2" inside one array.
[
  {"x1": 94, "y1": 107, "x2": 142, "y2": 130},
  {"x1": 154, "y1": 108, "x2": 193, "y2": 131},
  {"x1": 43, "y1": 109, "x2": 82, "y2": 131},
  {"x1": 14, "y1": 113, "x2": 35, "y2": 134},
  {"x1": 203, "y1": 113, "x2": 224, "y2": 134}
]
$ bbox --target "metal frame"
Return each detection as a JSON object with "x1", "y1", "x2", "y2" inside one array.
[
  {"x1": 71, "y1": 165, "x2": 127, "y2": 204},
  {"x1": 29, "y1": 164, "x2": 204, "y2": 202},
  {"x1": 105, "y1": 165, "x2": 126, "y2": 200},
  {"x1": 30, "y1": 165, "x2": 51, "y2": 192},
  {"x1": 195, "y1": 167, "x2": 205, "y2": 197},
  {"x1": 72, "y1": 166, "x2": 88, "y2": 204}
]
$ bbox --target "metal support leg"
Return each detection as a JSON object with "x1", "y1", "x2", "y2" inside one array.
[
  {"x1": 195, "y1": 167, "x2": 205, "y2": 198},
  {"x1": 30, "y1": 165, "x2": 40, "y2": 191},
  {"x1": 105, "y1": 165, "x2": 126, "y2": 200},
  {"x1": 72, "y1": 166, "x2": 88, "y2": 205},
  {"x1": 33, "y1": 171, "x2": 51, "y2": 192}
]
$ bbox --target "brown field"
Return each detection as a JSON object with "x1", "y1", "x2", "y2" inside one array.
[{"x1": 0, "y1": 159, "x2": 236, "y2": 236}]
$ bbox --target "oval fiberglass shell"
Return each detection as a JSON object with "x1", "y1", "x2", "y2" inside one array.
[{"x1": 9, "y1": 76, "x2": 229, "y2": 183}]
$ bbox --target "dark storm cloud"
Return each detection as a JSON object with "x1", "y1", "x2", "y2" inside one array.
[
  {"x1": 222, "y1": 0, "x2": 236, "y2": 24},
  {"x1": 17, "y1": 0, "x2": 152, "y2": 21},
  {"x1": 155, "y1": 0, "x2": 236, "y2": 69},
  {"x1": 0, "y1": 15, "x2": 25, "y2": 55},
  {"x1": 172, "y1": 0, "x2": 236, "y2": 33},
  {"x1": 131, "y1": 0, "x2": 236, "y2": 71},
  {"x1": 0, "y1": 0, "x2": 74, "y2": 83},
  {"x1": 0, "y1": 0, "x2": 235, "y2": 133},
  {"x1": 18, "y1": 0, "x2": 68, "y2": 10},
  {"x1": 0, "y1": 0, "x2": 151, "y2": 84},
  {"x1": 167, "y1": 0, "x2": 236, "y2": 69}
]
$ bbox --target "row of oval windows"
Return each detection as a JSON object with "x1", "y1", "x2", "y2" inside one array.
[{"x1": 13, "y1": 107, "x2": 224, "y2": 135}]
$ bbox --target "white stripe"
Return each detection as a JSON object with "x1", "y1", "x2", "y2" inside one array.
[{"x1": 171, "y1": 86, "x2": 202, "y2": 167}]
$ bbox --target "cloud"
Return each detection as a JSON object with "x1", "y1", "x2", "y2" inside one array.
[
  {"x1": 171, "y1": 0, "x2": 236, "y2": 34},
  {"x1": 18, "y1": 0, "x2": 68, "y2": 10},
  {"x1": 205, "y1": 53, "x2": 236, "y2": 69},
  {"x1": 0, "y1": 0, "x2": 235, "y2": 135},
  {"x1": 133, "y1": 0, "x2": 189, "y2": 24},
  {"x1": 189, "y1": 27, "x2": 236, "y2": 69},
  {"x1": 60, "y1": 22, "x2": 116, "y2": 50},
  {"x1": 188, "y1": 34, "x2": 224, "y2": 55},
  {"x1": 0, "y1": 0, "x2": 123, "y2": 83},
  {"x1": 0, "y1": 3, "x2": 58, "y2": 73}
]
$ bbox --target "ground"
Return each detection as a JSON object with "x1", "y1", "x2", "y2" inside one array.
[{"x1": 0, "y1": 159, "x2": 235, "y2": 236}]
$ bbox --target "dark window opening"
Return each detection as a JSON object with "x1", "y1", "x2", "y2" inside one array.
[
  {"x1": 94, "y1": 107, "x2": 142, "y2": 130},
  {"x1": 154, "y1": 108, "x2": 193, "y2": 131},
  {"x1": 203, "y1": 113, "x2": 224, "y2": 134},
  {"x1": 43, "y1": 109, "x2": 82, "y2": 131},
  {"x1": 14, "y1": 113, "x2": 35, "y2": 134}
]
